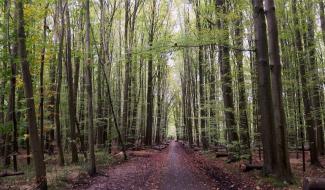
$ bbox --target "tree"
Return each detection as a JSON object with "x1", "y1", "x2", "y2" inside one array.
[
  {"x1": 265, "y1": 0, "x2": 293, "y2": 181},
  {"x1": 85, "y1": 0, "x2": 96, "y2": 176},
  {"x1": 252, "y1": 0, "x2": 278, "y2": 174},
  {"x1": 15, "y1": 0, "x2": 47, "y2": 188},
  {"x1": 55, "y1": 0, "x2": 65, "y2": 166},
  {"x1": 217, "y1": 0, "x2": 238, "y2": 154},
  {"x1": 145, "y1": 0, "x2": 156, "y2": 146},
  {"x1": 234, "y1": 11, "x2": 250, "y2": 157},
  {"x1": 5, "y1": 0, "x2": 18, "y2": 171},
  {"x1": 292, "y1": 0, "x2": 321, "y2": 166},
  {"x1": 305, "y1": 1, "x2": 324, "y2": 157},
  {"x1": 196, "y1": 0, "x2": 208, "y2": 150},
  {"x1": 65, "y1": 0, "x2": 79, "y2": 163},
  {"x1": 122, "y1": 0, "x2": 131, "y2": 144},
  {"x1": 38, "y1": 2, "x2": 48, "y2": 154}
]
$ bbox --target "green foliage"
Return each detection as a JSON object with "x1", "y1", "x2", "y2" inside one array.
[{"x1": 0, "y1": 121, "x2": 13, "y2": 135}]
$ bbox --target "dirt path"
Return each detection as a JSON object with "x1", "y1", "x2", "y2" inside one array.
[
  {"x1": 160, "y1": 141, "x2": 218, "y2": 190},
  {"x1": 77, "y1": 141, "x2": 219, "y2": 190}
]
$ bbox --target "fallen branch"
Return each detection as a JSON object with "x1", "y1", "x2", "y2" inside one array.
[
  {"x1": 152, "y1": 145, "x2": 167, "y2": 151},
  {"x1": 0, "y1": 171, "x2": 24, "y2": 177},
  {"x1": 240, "y1": 164, "x2": 263, "y2": 172},
  {"x1": 216, "y1": 152, "x2": 229, "y2": 158},
  {"x1": 193, "y1": 147, "x2": 201, "y2": 152},
  {"x1": 303, "y1": 177, "x2": 325, "y2": 190},
  {"x1": 129, "y1": 151, "x2": 153, "y2": 158}
]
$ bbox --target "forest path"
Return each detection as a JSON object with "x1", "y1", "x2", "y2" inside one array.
[
  {"x1": 159, "y1": 141, "x2": 218, "y2": 190},
  {"x1": 78, "y1": 141, "x2": 218, "y2": 190}
]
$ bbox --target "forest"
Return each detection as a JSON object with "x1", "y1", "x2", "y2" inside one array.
[{"x1": 0, "y1": 0, "x2": 325, "y2": 189}]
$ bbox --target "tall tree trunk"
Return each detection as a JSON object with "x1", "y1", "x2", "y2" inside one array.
[
  {"x1": 292, "y1": 0, "x2": 321, "y2": 166},
  {"x1": 65, "y1": 1, "x2": 79, "y2": 163},
  {"x1": 15, "y1": 0, "x2": 47, "y2": 188},
  {"x1": 55, "y1": 0, "x2": 65, "y2": 166},
  {"x1": 85, "y1": 0, "x2": 96, "y2": 176},
  {"x1": 192, "y1": 62, "x2": 200, "y2": 147},
  {"x1": 5, "y1": 0, "x2": 18, "y2": 171},
  {"x1": 74, "y1": 12, "x2": 87, "y2": 160},
  {"x1": 155, "y1": 64, "x2": 162, "y2": 145},
  {"x1": 145, "y1": 0, "x2": 156, "y2": 146},
  {"x1": 48, "y1": 45, "x2": 56, "y2": 155},
  {"x1": 265, "y1": 0, "x2": 293, "y2": 181},
  {"x1": 39, "y1": 3, "x2": 49, "y2": 155},
  {"x1": 0, "y1": 1, "x2": 7, "y2": 163},
  {"x1": 234, "y1": 14, "x2": 250, "y2": 157},
  {"x1": 196, "y1": 0, "x2": 208, "y2": 150},
  {"x1": 217, "y1": 0, "x2": 238, "y2": 149},
  {"x1": 306, "y1": 1, "x2": 325, "y2": 156},
  {"x1": 319, "y1": 0, "x2": 325, "y2": 45},
  {"x1": 209, "y1": 45, "x2": 218, "y2": 145},
  {"x1": 318, "y1": 0, "x2": 325, "y2": 151},
  {"x1": 122, "y1": 0, "x2": 131, "y2": 144},
  {"x1": 97, "y1": 0, "x2": 105, "y2": 146},
  {"x1": 252, "y1": 0, "x2": 278, "y2": 174},
  {"x1": 184, "y1": 49, "x2": 193, "y2": 146}
]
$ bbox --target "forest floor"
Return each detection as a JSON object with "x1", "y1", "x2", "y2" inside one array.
[
  {"x1": 2, "y1": 141, "x2": 325, "y2": 189},
  {"x1": 73, "y1": 141, "x2": 263, "y2": 190}
]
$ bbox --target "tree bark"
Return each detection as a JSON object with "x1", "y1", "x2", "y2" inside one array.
[
  {"x1": 85, "y1": 0, "x2": 96, "y2": 176},
  {"x1": 234, "y1": 13, "x2": 250, "y2": 156},
  {"x1": 292, "y1": 0, "x2": 321, "y2": 166},
  {"x1": 265, "y1": 0, "x2": 293, "y2": 181},
  {"x1": 196, "y1": 0, "x2": 208, "y2": 150},
  {"x1": 65, "y1": 1, "x2": 79, "y2": 163},
  {"x1": 306, "y1": 1, "x2": 324, "y2": 156},
  {"x1": 55, "y1": 0, "x2": 65, "y2": 166},
  {"x1": 145, "y1": 0, "x2": 156, "y2": 146},
  {"x1": 122, "y1": 0, "x2": 131, "y2": 144},
  {"x1": 5, "y1": 0, "x2": 18, "y2": 171},
  {"x1": 38, "y1": 3, "x2": 49, "y2": 156},
  {"x1": 155, "y1": 64, "x2": 162, "y2": 145},
  {"x1": 319, "y1": 0, "x2": 325, "y2": 45},
  {"x1": 252, "y1": 0, "x2": 278, "y2": 174},
  {"x1": 217, "y1": 0, "x2": 238, "y2": 150},
  {"x1": 15, "y1": 0, "x2": 47, "y2": 188}
]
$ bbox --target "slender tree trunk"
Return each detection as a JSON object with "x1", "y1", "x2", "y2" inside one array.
[
  {"x1": 65, "y1": 2, "x2": 79, "y2": 163},
  {"x1": 38, "y1": 3, "x2": 49, "y2": 155},
  {"x1": 292, "y1": 0, "x2": 321, "y2": 166},
  {"x1": 85, "y1": 0, "x2": 96, "y2": 176},
  {"x1": 5, "y1": 0, "x2": 18, "y2": 171},
  {"x1": 217, "y1": 0, "x2": 238, "y2": 149},
  {"x1": 196, "y1": 0, "x2": 208, "y2": 150},
  {"x1": 192, "y1": 63, "x2": 200, "y2": 147},
  {"x1": 48, "y1": 47, "x2": 56, "y2": 155},
  {"x1": 145, "y1": 0, "x2": 156, "y2": 146},
  {"x1": 74, "y1": 12, "x2": 87, "y2": 160},
  {"x1": 184, "y1": 49, "x2": 193, "y2": 146},
  {"x1": 122, "y1": 0, "x2": 131, "y2": 144},
  {"x1": 319, "y1": 0, "x2": 325, "y2": 45},
  {"x1": 234, "y1": 14, "x2": 250, "y2": 157},
  {"x1": 55, "y1": 0, "x2": 65, "y2": 166},
  {"x1": 0, "y1": 0, "x2": 7, "y2": 163},
  {"x1": 155, "y1": 65, "x2": 162, "y2": 145},
  {"x1": 306, "y1": 1, "x2": 325, "y2": 156},
  {"x1": 15, "y1": 0, "x2": 47, "y2": 188}
]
